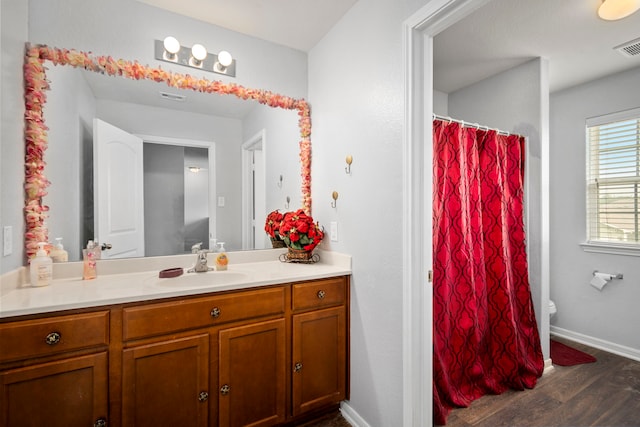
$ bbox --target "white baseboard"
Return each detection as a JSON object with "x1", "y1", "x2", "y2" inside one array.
[
  {"x1": 340, "y1": 401, "x2": 371, "y2": 427},
  {"x1": 551, "y1": 326, "x2": 640, "y2": 362},
  {"x1": 542, "y1": 358, "x2": 555, "y2": 375}
]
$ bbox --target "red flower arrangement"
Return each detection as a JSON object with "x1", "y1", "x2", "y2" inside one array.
[
  {"x1": 278, "y1": 209, "x2": 324, "y2": 252},
  {"x1": 265, "y1": 210, "x2": 284, "y2": 240}
]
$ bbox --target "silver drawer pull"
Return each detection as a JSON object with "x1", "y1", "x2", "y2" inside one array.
[
  {"x1": 94, "y1": 418, "x2": 107, "y2": 427},
  {"x1": 220, "y1": 384, "x2": 231, "y2": 395},
  {"x1": 210, "y1": 307, "x2": 221, "y2": 318},
  {"x1": 317, "y1": 290, "x2": 326, "y2": 299},
  {"x1": 198, "y1": 391, "x2": 209, "y2": 402},
  {"x1": 45, "y1": 332, "x2": 61, "y2": 345},
  {"x1": 294, "y1": 362, "x2": 303, "y2": 373}
]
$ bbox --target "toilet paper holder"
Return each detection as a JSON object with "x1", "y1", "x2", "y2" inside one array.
[{"x1": 592, "y1": 270, "x2": 623, "y2": 280}]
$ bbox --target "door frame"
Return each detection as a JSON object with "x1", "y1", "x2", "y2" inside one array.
[
  {"x1": 401, "y1": 1, "x2": 493, "y2": 425},
  {"x1": 241, "y1": 130, "x2": 267, "y2": 250},
  {"x1": 137, "y1": 134, "x2": 217, "y2": 248}
]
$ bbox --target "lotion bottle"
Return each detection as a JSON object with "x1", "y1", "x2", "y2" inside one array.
[
  {"x1": 30, "y1": 242, "x2": 53, "y2": 287},
  {"x1": 83, "y1": 240, "x2": 97, "y2": 280},
  {"x1": 215, "y1": 242, "x2": 228, "y2": 271}
]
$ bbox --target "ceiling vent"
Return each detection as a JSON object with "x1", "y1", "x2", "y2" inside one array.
[
  {"x1": 160, "y1": 91, "x2": 186, "y2": 102},
  {"x1": 614, "y1": 37, "x2": 640, "y2": 58}
]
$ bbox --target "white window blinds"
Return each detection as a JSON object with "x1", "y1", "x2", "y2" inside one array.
[{"x1": 586, "y1": 108, "x2": 640, "y2": 245}]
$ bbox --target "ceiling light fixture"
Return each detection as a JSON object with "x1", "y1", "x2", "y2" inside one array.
[
  {"x1": 155, "y1": 38, "x2": 236, "y2": 77},
  {"x1": 598, "y1": 0, "x2": 640, "y2": 20}
]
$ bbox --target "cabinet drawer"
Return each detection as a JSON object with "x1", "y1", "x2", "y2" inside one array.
[
  {"x1": 123, "y1": 287, "x2": 286, "y2": 341},
  {"x1": 292, "y1": 277, "x2": 346, "y2": 311},
  {"x1": 0, "y1": 311, "x2": 109, "y2": 363}
]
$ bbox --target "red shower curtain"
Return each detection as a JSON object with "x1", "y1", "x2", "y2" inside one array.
[{"x1": 432, "y1": 120, "x2": 543, "y2": 425}]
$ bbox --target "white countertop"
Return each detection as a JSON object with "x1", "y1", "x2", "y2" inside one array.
[{"x1": 0, "y1": 249, "x2": 351, "y2": 319}]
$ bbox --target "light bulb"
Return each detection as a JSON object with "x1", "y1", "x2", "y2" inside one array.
[
  {"x1": 598, "y1": 0, "x2": 640, "y2": 20},
  {"x1": 163, "y1": 36, "x2": 180, "y2": 55},
  {"x1": 191, "y1": 44, "x2": 207, "y2": 61},
  {"x1": 217, "y1": 51, "x2": 233, "y2": 67}
]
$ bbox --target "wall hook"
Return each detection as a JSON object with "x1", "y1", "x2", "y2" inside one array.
[
  {"x1": 277, "y1": 174, "x2": 283, "y2": 188},
  {"x1": 331, "y1": 191, "x2": 339, "y2": 208},
  {"x1": 345, "y1": 155, "x2": 353, "y2": 174},
  {"x1": 285, "y1": 196, "x2": 290, "y2": 209}
]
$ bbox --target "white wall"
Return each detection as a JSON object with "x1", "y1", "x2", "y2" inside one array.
[
  {"x1": 1, "y1": 0, "x2": 28, "y2": 272},
  {"x1": 243, "y1": 106, "x2": 301, "y2": 214},
  {"x1": 44, "y1": 66, "x2": 96, "y2": 260},
  {"x1": 308, "y1": 0, "x2": 432, "y2": 425},
  {"x1": 550, "y1": 66, "x2": 640, "y2": 354},
  {"x1": 447, "y1": 58, "x2": 550, "y2": 359}
]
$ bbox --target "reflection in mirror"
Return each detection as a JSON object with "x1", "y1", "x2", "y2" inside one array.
[{"x1": 24, "y1": 45, "x2": 312, "y2": 261}]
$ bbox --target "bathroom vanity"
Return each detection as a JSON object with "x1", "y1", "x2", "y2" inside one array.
[{"x1": 0, "y1": 250, "x2": 351, "y2": 427}]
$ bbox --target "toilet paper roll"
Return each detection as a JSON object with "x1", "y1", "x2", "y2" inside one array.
[{"x1": 590, "y1": 274, "x2": 608, "y2": 291}]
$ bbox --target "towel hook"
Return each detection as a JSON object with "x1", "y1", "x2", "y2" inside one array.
[
  {"x1": 331, "y1": 191, "x2": 339, "y2": 208},
  {"x1": 345, "y1": 155, "x2": 353, "y2": 174}
]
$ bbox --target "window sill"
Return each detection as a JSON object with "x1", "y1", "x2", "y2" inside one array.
[{"x1": 580, "y1": 241, "x2": 640, "y2": 257}]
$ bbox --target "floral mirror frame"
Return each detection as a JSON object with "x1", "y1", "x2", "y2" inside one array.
[{"x1": 23, "y1": 44, "x2": 312, "y2": 259}]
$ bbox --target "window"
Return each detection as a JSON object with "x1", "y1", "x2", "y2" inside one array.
[{"x1": 586, "y1": 108, "x2": 640, "y2": 251}]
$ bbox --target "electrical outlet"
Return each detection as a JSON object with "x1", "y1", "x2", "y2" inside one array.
[
  {"x1": 3, "y1": 226, "x2": 12, "y2": 256},
  {"x1": 330, "y1": 221, "x2": 338, "y2": 242},
  {"x1": 217, "y1": 196, "x2": 225, "y2": 207}
]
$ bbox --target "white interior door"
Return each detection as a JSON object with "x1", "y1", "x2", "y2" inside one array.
[{"x1": 94, "y1": 118, "x2": 145, "y2": 259}]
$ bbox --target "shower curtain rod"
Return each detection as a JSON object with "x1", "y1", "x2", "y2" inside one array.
[{"x1": 433, "y1": 114, "x2": 513, "y2": 136}]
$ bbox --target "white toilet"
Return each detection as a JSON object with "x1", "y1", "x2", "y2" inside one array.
[{"x1": 549, "y1": 300, "x2": 557, "y2": 320}]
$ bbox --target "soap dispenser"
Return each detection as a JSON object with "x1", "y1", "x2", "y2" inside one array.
[
  {"x1": 50, "y1": 237, "x2": 69, "y2": 263},
  {"x1": 83, "y1": 240, "x2": 97, "y2": 280},
  {"x1": 215, "y1": 242, "x2": 228, "y2": 271},
  {"x1": 30, "y1": 242, "x2": 53, "y2": 287}
]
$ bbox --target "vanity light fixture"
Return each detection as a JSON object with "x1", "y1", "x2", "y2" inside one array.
[
  {"x1": 345, "y1": 155, "x2": 353, "y2": 174},
  {"x1": 331, "y1": 191, "x2": 339, "y2": 208},
  {"x1": 598, "y1": 0, "x2": 640, "y2": 20},
  {"x1": 155, "y1": 38, "x2": 236, "y2": 77}
]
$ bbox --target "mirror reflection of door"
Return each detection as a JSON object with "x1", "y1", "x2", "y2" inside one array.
[
  {"x1": 242, "y1": 131, "x2": 267, "y2": 250},
  {"x1": 93, "y1": 118, "x2": 145, "y2": 259}
]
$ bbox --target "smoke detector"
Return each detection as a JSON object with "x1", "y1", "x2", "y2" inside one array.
[{"x1": 614, "y1": 37, "x2": 640, "y2": 58}]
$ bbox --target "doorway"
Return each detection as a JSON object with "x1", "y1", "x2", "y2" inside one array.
[{"x1": 242, "y1": 130, "x2": 267, "y2": 250}]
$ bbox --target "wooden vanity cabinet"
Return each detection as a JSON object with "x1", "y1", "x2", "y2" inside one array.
[
  {"x1": 291, "y1": 278, "x2": 348, "y2": 417},
  {"x1": 0, "y1": 275, "x2": 349, "y2": 427},
  {"x1": 0, "y1": 311, "x2": 110, "y2": 427}
]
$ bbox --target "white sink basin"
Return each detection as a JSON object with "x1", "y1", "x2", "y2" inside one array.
[{"x1": 153, "y1": 271, "x2": 250, "y2": 288}]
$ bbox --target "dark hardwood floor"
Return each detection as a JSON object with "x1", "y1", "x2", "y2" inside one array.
[{"x1": 443, "y1": 336, "x2": 640, "y2": 427}]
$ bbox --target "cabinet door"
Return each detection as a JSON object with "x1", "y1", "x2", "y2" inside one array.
[
  {"x1": 0, "y1": 352, "x2": 108, "y2": 427},
  {"x1": 122, "y1": 334, "x2": 209, "y2": 427},
  {"x1": 292, "y1": 306, "x2": 346, "y2": 416},
  {"x1": 218, "y1": 318, "x2": 286, "y2": 427}
]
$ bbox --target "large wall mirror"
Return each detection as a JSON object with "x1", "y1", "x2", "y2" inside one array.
[{"x1": 24, "y1": 45, "x2": 312, "y2": 262}]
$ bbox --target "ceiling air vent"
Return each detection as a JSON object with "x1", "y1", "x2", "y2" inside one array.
[
  {"x1": 160, "y1": 91, "x2": 186, "y2": 102},
  {"x1": 614, "y1": 37, "x2": 640, "y2": 58}
]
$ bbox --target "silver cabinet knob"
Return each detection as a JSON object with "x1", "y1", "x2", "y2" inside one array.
[
  {"x1": 317, "y1": 290, "x2": 326, "y2": 299},
  {"x1": 45, "y1": 332, "x2": 61, "y2": 345},
  {"x1": 210, "y1": 307, "x2": 221, "y2": 318},
  {"x1": 294, "y1": 362, "x2": 303, "y2": 373},
  {"x1": 198, "y1": 391, "x2": 209, "y2": 402},
  {"x1": 220, "y1": 384, "x2": 231, "y2": 395},
  {"x1": 94, "y1": 418, "x2": 107, "y2": 427}
]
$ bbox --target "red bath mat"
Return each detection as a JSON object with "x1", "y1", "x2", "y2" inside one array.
[{"x1": 551, "y1": 339, "x2": 596, "y2": 366}]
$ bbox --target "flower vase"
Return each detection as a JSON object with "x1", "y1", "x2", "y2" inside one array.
[
  {"x1": 286, "y1": 247, "x2": 313, "y2": 261},
  {"x1": 270, "y1": 238, "x2": 286, "y2": 248}
]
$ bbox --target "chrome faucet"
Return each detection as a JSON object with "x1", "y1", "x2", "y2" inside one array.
[{"x1": 187, "y1": 250, "x2": 215, "y2": 273}]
